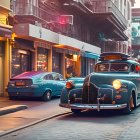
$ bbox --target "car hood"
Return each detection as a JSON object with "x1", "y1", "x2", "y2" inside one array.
[{"x1": 85, "y1": 72, "x2": 134, "y2": 87}]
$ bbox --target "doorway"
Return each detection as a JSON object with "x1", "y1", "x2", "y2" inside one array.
[{"x1": 0, "y1": 42, "x2": 4, "y2": 96}]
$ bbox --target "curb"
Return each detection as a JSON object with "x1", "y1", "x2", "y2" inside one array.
[
  {"x1": 0, "y1": 111, "x2": 72, "y2": 137},
  {"x1": 0, "y1": 105, "x2": 28, "y2": 116}
]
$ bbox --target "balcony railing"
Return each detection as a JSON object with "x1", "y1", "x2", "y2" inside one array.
[
  {"x1": 12, "y1": 2, "x2": 58, "y2": 23},
  {"x1": 79, "y1": 0, "x2": 127, "y2": 28}
]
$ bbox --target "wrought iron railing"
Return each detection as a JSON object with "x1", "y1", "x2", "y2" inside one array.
[{"x1": 12, "y1": 2, "x2": 58, "y2": 23}]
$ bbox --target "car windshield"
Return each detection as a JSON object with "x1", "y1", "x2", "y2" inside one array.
[{"x1": 95, "y1": 63, "x2": 129, "y2": 72}]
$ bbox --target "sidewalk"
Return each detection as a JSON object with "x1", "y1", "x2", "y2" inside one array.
[
  {"x1": 0, "y1": 97, "x2": 71, "y2": 137},
  {"x1": 0, "y1": 97, "x2": 28, "y2": 116}
]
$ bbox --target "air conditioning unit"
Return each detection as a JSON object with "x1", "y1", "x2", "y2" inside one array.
[{"x1": 35, "y1": 21, "x2": 42, "y2": 27}]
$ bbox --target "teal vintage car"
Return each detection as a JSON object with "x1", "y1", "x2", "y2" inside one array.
[
  {"x1": 7, "y1": 71, "x2": 67, "y2": 101},
  {"x1": 60, "y1": 52, "x2": 140, "y2": 114}
]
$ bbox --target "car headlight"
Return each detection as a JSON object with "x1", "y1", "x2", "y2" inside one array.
[{"x1": 112, "y1": 80, "x2": 121, "y2": 90}]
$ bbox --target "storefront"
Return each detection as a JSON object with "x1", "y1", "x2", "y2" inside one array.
[
  {"x1": 65, "y1": 53, "x2": 79, "y2": 78},
  {"x1": 0, "y1": 26, "x2": 12, "y2": 96},
  {"x1": 37, "y1": 47, "x2": 48, "y2": 71},
  {"x1": 81, "y1": 52, "x2": 99, "y2": 77},
  {"x1": 12, "y1": 48, "x2": 31, "y2": 77},
  {"x1": 52, "y1": 49, "x2": 62, "y2": 74},
  {"x1": 11, "y1": 38, "x2": 34, "y2": 77}
]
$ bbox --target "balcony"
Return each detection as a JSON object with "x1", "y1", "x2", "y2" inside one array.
[
  {"x1": 12, "y1": 2, "x2": 59, "y2": 26},
  {"x1": 61, "y1": 0, "x2": 128, "y2": 41}
]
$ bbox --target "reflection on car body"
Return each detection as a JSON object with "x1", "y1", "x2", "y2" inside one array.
[{"x1": 60, "y1": 52, "x2": 140, "y2": 114}]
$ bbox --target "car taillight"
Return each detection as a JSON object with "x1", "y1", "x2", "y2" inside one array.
[{"x1": 66, "y1": 81, "x2": 74, "y2": 89}]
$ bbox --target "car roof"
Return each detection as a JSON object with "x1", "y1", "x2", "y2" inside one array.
[
  {"x1": 99, "y1": 52, "x2": 130, "y2": 61},
  {"x1": 96, "y1": 59, "x2": 140, "y2": 65},
  {"x1": 12, "y1": 71, "x2": 56, "y2": 79}
]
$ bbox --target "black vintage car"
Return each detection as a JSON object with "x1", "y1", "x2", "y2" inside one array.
[{"x1": 60, "y1": 52, "x2": 140, "y2": 114}]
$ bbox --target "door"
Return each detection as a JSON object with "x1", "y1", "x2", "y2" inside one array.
[
  {"x1": 0, "y1": 42, "x2": 4, "y2": 96},
  {"x1": 0, "y1": 55, "x2": 4, "y2": 96}
]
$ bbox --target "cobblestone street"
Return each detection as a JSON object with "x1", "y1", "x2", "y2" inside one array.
[{"x1": 1, "y1": 107, "x2": 140, "y2": 140}]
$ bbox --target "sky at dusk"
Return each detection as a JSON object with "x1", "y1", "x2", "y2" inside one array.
[{"x1": 134, "y1": 0, "x2": 140, "y2": 8}]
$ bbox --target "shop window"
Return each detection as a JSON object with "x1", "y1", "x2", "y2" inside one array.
[
  {"x1": 52, "y1": 51, "x2": 61, "y2": 73},
  {"x1": 12, "y1": 48, "x2": 31, "y2": 77},
  {"x1": 65, "y1": 54, "x2": 76, "y2": 78},
  {"x1": 37, "y1": 47, "x2": 48, "y2": 71}
]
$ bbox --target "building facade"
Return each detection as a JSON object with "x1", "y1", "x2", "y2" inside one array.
[
  {"x1": 11, "y1": 0, "x2": 135, "y2": 75},
  {"x1": 0, "y1": 0, "x2": 135, "y2": 97},
  {"x1": 131, "y1": 8, "x2": 140, "y2": 60},
  {"x1": 0, "y1": 0, "x2": 12, "y2": 96}
]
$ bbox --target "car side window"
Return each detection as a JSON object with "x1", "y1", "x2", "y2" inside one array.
[
  {"x1": 53, "y1": 73, "x2": 60, "y2": 81},
  {"x1": 44, "y1": 74, "x2": 53, "y2": 80},
  {"x1": 130, "y1": 64, "x2": 135, "y2": 73},
  {"x1": 59, "y1": 75, "x2": 65, "y2": 81}
]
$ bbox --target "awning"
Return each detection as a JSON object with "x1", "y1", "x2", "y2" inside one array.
[
  {"x1": 82, "y1": 52, "x2": 100, "y2": 59},
  {"x1": 0, "y1": 27, "x2": 12, "y2": 38}
]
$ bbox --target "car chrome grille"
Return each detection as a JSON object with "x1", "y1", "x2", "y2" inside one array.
[
  {"x1": 82, "y1": 83, "x2": 113, "y2": 104},
  {"x1": 98, "y1": 88, "x2": 113, "y2": 104},
  {"x1": 82, "y1": 83, "x2": 98, "y2": 104}
]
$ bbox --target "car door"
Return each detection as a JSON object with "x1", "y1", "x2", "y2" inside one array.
[
  {"x1": 57, "y1": 74, "x2": 66, "y2": 95},
  {"x1": 43, "y1": 74, "x2": 57, "y2": 95},
  {"x1": 52, "y1": 73, "x2": 66, "y2": 96}
]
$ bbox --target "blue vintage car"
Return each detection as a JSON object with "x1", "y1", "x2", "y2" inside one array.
[
  {"x1": 7, "y1": 71, "x2": 67, "y2": 101},
  {"x1": 60, "y1": 52, "x2": 140, "y2": 114}
]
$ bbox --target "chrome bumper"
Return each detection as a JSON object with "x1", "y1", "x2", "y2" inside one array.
[{"x1": 59, "y1": 103, "x2": 127, "y2": 111}]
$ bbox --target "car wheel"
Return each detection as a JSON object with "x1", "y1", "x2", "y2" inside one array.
[
  {"x1": 42, "y1": 91, "x2": 52, "y2": 101},
  {"x1": 123, "y1": 94, "x2": 134, "y2": 114},
  {"x1": 71, "y1": 109, "x2": 81, "y2": 114}
]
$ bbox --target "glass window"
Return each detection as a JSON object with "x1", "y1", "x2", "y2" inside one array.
[
  {"x1": 52, "y1": 73, "x2": 60, "y2": 81},
  {"x1": 59, "y1": 75, "x2": 65, "y2": 81},
  {"x1": 44, "y1": 74, "x2": 53, "y2": 80},
  {"x1": 110, "y1": 63, "x2": 129, "y2": 72},
  {"x1": 95, "y1": 63, "x2": 129, "y2": 72},
  {"x1": 12, "y1": 49, "x2": 31, "y2": 77},
  {"x1": 95, "y1": 63, "x2": 109, "y2": 72},
  {"x1": 52, "y1": 50, "x2": 61, "y2": 73},
  {"x1": 37, "y1": 47, "x2": 48, "y2": 71}
]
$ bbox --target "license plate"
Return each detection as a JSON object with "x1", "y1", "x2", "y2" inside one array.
[{"x1": 15, "y1": 81, "x2": 25, "y2": 86}]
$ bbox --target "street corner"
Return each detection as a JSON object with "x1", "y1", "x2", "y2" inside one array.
[{"x1": 0, "y1": 105, "x2": 28, "y2": 116}]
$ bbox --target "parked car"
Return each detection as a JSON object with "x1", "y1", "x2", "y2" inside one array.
[
  {"x1": 60, "y1": 52, "x2": 140, "y2": 114},
  {"x1": 7, "y1": 71, "x2": 67, "y2": 101}
]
